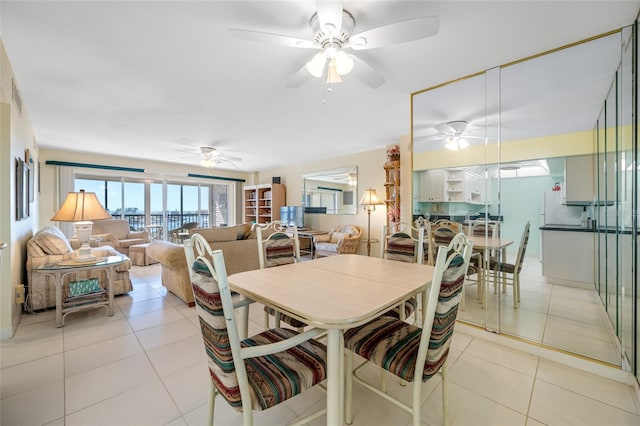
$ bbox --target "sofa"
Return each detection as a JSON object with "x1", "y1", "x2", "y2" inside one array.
[
  {"x1": 90, "y1": 219, "x2": 150, "y2": 256},
  {"x1": 313, "y1": 224, "x2": 362, "y2": 257},
  {"x1": 146, "y1": 223, "x2": 267, "y2": 306},
  {"x1": 26, "y1": 226, "x2": 133, "y2": 311}
]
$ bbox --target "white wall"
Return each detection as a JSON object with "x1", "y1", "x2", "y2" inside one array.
[{"x1": 1, "y1": 39, "x2": 38, "y2": 338}]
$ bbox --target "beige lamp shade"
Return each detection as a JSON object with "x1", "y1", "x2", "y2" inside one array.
[
  {"x1": 51, "y1": 190, "x2": 111, "y2": 222},
  {"x1": 360, "y1": 188, "x2": 383, "y2": 207}
]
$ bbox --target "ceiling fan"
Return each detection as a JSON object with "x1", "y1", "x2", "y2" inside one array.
[
  {"x1": 179, "y1": 146, "x2": 242, "y2": 169},
  {"x1": 428, "y1": 121, "x2": 485, "y2": 151},
  {"x1": 228, "y1": 0, "x2": 439, "y2": 88}
]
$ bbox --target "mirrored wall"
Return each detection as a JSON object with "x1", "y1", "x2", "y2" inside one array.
[{"x1": 412, "y1": 24, "x2": 638, "y2": 377}]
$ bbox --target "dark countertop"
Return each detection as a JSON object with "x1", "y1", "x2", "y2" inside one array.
[
  {"x1": 539, "y1": 225, "x2": 594, "y2": 233},
  {"x1": 540, "y1": 225, "x2": 638, "y2": 235}
]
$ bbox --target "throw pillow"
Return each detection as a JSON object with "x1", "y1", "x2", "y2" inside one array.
[
  {"x1": 35, "y1": 226, "x2": 73, "y2": 255},
  {"x1": 329, "y1": 231, "x2": 350, "y2": 244}
]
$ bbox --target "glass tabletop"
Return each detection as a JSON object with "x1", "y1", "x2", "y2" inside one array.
[{"x1": 35, "y1": 255, "x2": 127, "y2": 271}]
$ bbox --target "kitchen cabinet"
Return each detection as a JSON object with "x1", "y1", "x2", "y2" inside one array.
[
  {"x1": 418, "y1": 170, "x2": 445, "y2": 201},
  {"x1": 564, "y1": 154, "x2": 596, "y2": 204},
  {"x1": 541, "y1": 229, "x2": 595, "y2": 285}
]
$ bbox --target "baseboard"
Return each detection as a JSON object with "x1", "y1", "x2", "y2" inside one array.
[{"x1": 456, "y1": 322, "x2": 636, "y2": 386}]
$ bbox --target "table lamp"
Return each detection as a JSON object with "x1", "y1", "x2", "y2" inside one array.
[
  {"x1": 359, "y1": 188, "x2": 383, "y2": 256},
  {"x1": 51, "y1": 190, "x2": 112, "y2": 261}
]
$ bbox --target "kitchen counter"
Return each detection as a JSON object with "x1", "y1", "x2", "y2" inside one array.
[
  {"x1": 539, "y1": 225, "x2": 593, "y2": 233},
  {"x1": 540, "y1": 225, "x2": 638, "y2": 234}
]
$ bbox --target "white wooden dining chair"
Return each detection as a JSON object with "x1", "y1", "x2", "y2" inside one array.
[
  {"x1": 380, "y1": 222, "x2": 425, "y2": 324},
  {"x1": 256, "y1": 221, "x2": 306, "y2": 332},
  {"x1": 184, "y1": 233, "x2": 328, "y2": 426},
  {"x1": 488, "y1": 221, "x2": 530, "y2": 309},
  {"x1": 345, "y1": 233, "x2": 473, "y2": 426}
]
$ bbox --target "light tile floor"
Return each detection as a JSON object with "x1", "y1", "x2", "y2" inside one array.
[
  {"x1": 2, "y1": 264, "x2": 639, "y2": 426},
  {"x1": 458, "y1": 255, "x2": 621, "y2": 365}
]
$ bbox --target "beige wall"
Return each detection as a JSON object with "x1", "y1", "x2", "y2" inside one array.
[
  {"x1": 413, "y1": 129, "x2": 596, "y2": 171},
  {"x1": 257, "y1": 134, "x2": 412, "y2": 257},
  {"x1": 38, "y1": 149, "x2": 252, "y2": 231},
  {"x1": 1, "y1": 39, "x2": 38, "y2": 338}
]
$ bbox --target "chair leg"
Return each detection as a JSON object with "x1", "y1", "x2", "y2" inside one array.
[
  {"x1": 208, "y1": 383, "x2": 216, "y2": 426},
  {"x1": 442, "y1": 359, "x2": 449, "y2": 426},
  {"x1": 345, "y1": 351, "x2": 353, "y2": 425}
]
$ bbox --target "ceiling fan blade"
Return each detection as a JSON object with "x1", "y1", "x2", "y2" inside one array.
[
  {"x1": 220, "y1": 155, "x2": 242, "y2": 162},
  {"x1": 287, "y1": 63, "x2": 311, "y2": 88},
  {"x1": 316, "y1": 0, "x2": 343, "y2": 33},
  {"x1": 350, "y1": 55, "x2": 385, "y2": 88},
  {"x1": 228, "y1": 28, "x2": 316, "y2": 49},
  {"x1": 434, "y1": 122, "x2": 455, "y2": 134},
  {"x1": 348, "y1": 16, "x2": 439, "y2": 50}
]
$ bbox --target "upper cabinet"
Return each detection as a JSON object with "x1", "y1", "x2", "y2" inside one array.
[
  {"x1": 418, "y1": 169, "x2": 484, "y2": 204},
  {"x1": 418, "y1": 170, "x2": 445, "y2": 202},
  {"x1": 563, "y1": 155, "x2": 596, "y2": 205}
]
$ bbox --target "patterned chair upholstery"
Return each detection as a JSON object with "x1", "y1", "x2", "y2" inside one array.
[
  {"x1": 488, "y1": 221, "x2": 530, "y2": 309},
  {"x1": 313, "y1": 224, "x2": 362, "y2": 258},
  {"x1": 380, "y1": 222, "x2": 425, "y2": 324},
  {"x1": 344, "y1": 233, "x2": 473, "y2": 426},
  {"x1": 256, "y1": 222, "x2": 306, "y2": 331},
  {"x1": 184, "y1": 233, "x2": 328, "y2": 425}
]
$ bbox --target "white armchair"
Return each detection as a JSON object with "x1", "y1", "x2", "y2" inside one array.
[{"x1": 313, "y1": 224, "x2": 362, "y2": 258}]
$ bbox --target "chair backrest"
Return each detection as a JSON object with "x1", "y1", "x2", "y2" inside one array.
[
  {"x1": 432, "y1": 226, "x2": 457, "y2": 246},
  {"x1": 514, "y1": 221, "x2": 531, "y2": 273},
  {"x1": 257, "y1": 221, "x2": 300, "y2": 269},
  {"x1": 416, "y1": 233, "x2": 472, "y2": 381},
  {"x1": 183, "y1": 234, "x2": 245, "y2": 411},
  {"x1": 470, "y1": 219, "x2": 499, "y2": 238},
  {"x1": 431, "y1": 219, "x2": 462, "y2": 233},
  {"x1": 381, "y1": 222, "x2": 425, "y2": 264}
]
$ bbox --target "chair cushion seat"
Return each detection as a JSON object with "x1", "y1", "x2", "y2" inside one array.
[
  {"x1": 345, "y1": 316, "x2": 447, "y2": 382},
  {"x1": 241, "y1": 328, "x2": 327, "y2": 410},
  {"x1": 489, "y1": 260, "x2": 515, "y2": 273},
  {"x1": 263, "y1": 306, "x2": 307, "y2": 328},
  {"x1": 382, "y1": 297, "x2": 417, "y2": 321}
]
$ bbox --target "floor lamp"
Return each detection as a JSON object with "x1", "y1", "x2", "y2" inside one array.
[{"x1": 359, "y1": 188, "x2": 383, "y2": 257}]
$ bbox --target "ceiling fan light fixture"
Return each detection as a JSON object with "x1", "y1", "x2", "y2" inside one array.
[
  {"x1": 200, "y1": 157, "x2": 216, "y2": 168},
  {"x1": 444, "y1": 137, "x2": 469, "y2": 151},
  {"x1": 335, "y1": 51, "x2": 354, "y2": 75},
  {"x1": 326, "y1": 58, "x2": 342, "y2": 83},
  {"x1": 306, "y1": 52, "x2": 326, "y2": 78}
]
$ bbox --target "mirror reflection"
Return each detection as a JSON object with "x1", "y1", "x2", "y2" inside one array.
[
  {"x1": 302, "y1": 166, "x2": 357, "y2": 215},
  {"x1": 412, "y1": 29, "x2": 628, "y2": 366}
]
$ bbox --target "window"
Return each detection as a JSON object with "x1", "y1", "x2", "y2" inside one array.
[{"x1": 75, "y1": 174, "x2": 235, "y2": 236}]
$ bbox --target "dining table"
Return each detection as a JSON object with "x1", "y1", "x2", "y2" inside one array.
[
  {"x1": 465, "y1": 235, "x2": 514, "y2": 300},
  {"x1": 228, "y1": 254, "x2": 435, "y2": 426}
]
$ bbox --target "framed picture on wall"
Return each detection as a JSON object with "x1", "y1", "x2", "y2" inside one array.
[{"x1": 15, "y1": 157, "x2": 29, "y2": 220}]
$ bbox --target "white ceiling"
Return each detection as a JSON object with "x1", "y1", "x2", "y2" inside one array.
[{"x1": 1, "y1": 1, "x2": 638, "y2": 172}]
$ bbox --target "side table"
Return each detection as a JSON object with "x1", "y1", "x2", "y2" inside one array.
[
  {"x1": 288, "y1": 229, "x2": 328, "y2": 259},
  {"x1": 33, "y1": 255, "x2": 126, "y2": 327}
]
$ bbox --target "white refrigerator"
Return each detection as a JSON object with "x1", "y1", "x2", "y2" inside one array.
[{"x1": 541, "y1": 191, "x2": 584, "y2": 226}]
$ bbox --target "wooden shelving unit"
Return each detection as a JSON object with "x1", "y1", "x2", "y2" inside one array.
[
  {"x1": 243, "y1": 183, "x2": 285, "y2": 224},
  {"x1": 384, "y1": 160, "x2": 400, "y2": 231}
]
